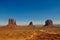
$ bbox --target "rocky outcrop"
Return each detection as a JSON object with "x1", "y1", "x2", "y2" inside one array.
[
  {"x1": 7, "y1": 18, "x2": 16, "y2": 28},
  {"x1": 28, "y1": 21, "x2": 35, "y2": 27},
  {"x1": 44, "y1": 19, "x2": 54, "y2": 27},
  {"x1": 8, "y1": 18, "x2": 16, "y2": 25},
  {"x1": 29, "y1": 21, "x2": 33, "y2": 25}
]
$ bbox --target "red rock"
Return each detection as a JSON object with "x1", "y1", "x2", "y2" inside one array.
[
  {"x1": 44, "y1": 19, "x2": 53, "y2": 26},
  {"x1": 29, "y1": 21, "x2": 33, "y2": 25},
  {"x1": 7, "y1": 18, "x2": 16, "y2": 28}
]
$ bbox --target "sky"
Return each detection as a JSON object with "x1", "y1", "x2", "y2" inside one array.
[{"x1": 0, "y1": 0, "x2": 60, "y2": 25}]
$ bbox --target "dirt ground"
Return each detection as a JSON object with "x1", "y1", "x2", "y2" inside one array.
[{"x1": 0, "y1": 25, "x2": 60, "y2": 40}]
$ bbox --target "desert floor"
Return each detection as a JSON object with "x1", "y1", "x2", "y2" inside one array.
[{"x1": 0, "y1": 25, "x2": 60, "y2": 40}]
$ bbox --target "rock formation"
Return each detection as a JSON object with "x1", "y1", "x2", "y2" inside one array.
[
  {"x1": 28, "y1": 21, "x2": 35, "y2": 27},
  {"x1": 44, "y1": 19, "x2": 53, "y2": 26},
  {"x1": 8, "y1": 18, "x2": 16, "y2": 25},
  {"x1": 29, "y1": 21, "x2": 33, "y2": 25},
  {"x1": 7, "y1": 18, "x2": 16, "y2": 28}
]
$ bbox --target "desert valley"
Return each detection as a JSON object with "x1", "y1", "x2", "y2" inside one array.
[{"x1": 0, "y1": 18, "x2": 60, "y2": 40}]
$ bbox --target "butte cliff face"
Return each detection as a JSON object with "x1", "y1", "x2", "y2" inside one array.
[
  {"x1": 7, "y1": 18, "x2": 16, "y2": 28},
  {"x1": 8, "y1": 18, "x2": 16, "y2": 25},
  {"x1": 44, "y1": 19, "x2": 54, "y2": 27},
  {"x1": 29, "y1": 21, "x2": 33, "y2": 25},
  {"x1": 28, "y1": 21, "x2": 35, "y2": 28}
]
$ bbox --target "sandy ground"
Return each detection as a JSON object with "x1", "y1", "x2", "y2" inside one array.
[{"x1": 0, "y1": 25, "x2": 60, "y2": 40}]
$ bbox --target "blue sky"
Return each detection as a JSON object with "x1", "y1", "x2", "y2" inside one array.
[{"x1": 0, "y1": 0, "x2": 60, "y2": 25}]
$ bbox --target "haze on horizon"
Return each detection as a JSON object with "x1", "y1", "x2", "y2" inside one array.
[{"x1": 0, "y1": 0, "x2": 60, "y2": 25}]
